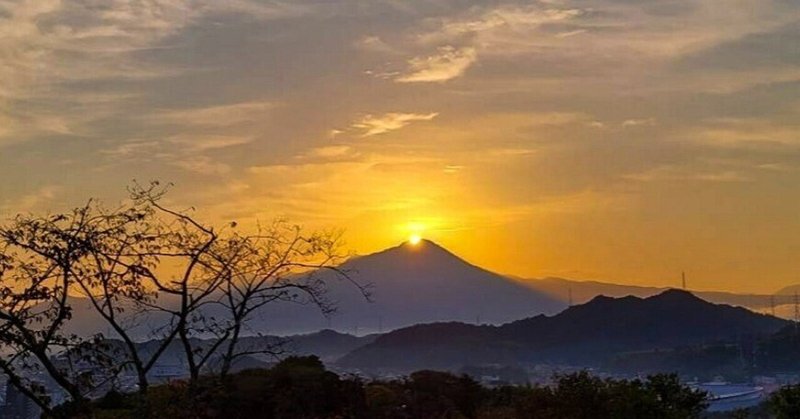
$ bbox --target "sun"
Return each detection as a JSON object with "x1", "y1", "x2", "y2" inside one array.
[{"x1": 408, "y1": 234, "x2": 422, "y2": 246}]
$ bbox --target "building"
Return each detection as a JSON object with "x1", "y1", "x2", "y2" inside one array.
[{"x1": 2, "y1": 384, "x2": 41, "y2": 419}]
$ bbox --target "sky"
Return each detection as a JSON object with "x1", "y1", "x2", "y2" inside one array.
[{"x1": 1, "y1": 0, "x2": 799, "y2": 294}]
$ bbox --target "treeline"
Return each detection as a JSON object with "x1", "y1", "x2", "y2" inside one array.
[
  {"x1": 606, "y1": 325, "x2": 800, "y2": 381},
  {"x1": 76, "y1": 356, "x2": 711, "y2": 419}
]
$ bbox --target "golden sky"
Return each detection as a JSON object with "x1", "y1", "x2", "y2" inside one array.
[{"x1": 1, "y1": 0, "x2": 800, "y2": 293}]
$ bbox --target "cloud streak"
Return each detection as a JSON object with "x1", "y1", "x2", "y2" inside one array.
[
  {"x1": 353, "y1": 112, "x2": 439, "y2": 136},
  {"x1": 396, "y1": 47, "x2": 477, "y2": 83}
]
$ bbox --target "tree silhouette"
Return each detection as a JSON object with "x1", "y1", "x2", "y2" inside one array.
[{"x1": 0, "y1": 181, "x2": 363, "y2": 415}]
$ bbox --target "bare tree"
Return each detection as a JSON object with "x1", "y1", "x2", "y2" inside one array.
[
  {"x1": 127, "y1": 184, "x2": 366, "y2": 382},
  {"x1": 200, "y1": 222, "x2": 360, "y2": 378},
  {"x1": 0, "y1": 205, "x2": 117, "y2": 416},
  {"x1": 0, "y1": 181, "x2": 365, "y2": 414}
]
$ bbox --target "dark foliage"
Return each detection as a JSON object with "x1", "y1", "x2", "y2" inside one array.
[
  {"x1": 89, "y1": 356, "x2": 708, "y2": 419},
  {"x1": 768, "y1": 383, "x2": 800, "y2": 419}
]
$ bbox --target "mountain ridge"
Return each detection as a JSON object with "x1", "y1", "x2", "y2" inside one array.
[
  {"x1": 58, "y1": 240, "x2": 796, "y2": 337},
  {"x1": 337, "y1": 289, "x2": 789, "y2": 371}
]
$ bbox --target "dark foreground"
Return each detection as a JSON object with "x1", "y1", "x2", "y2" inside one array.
[{"x1": 41, "y1": 356, "x2": 791, "y2": 418}]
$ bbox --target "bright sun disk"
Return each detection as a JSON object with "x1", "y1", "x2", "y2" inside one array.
[{"x1": 409, "y1": 234, "x2": 422, "y2": 245}]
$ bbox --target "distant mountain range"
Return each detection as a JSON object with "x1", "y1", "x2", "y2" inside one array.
[
  {"x1": 243, "y1": 240, "x2": 796, "y2": 334},
  {"x1": 337, "y1": 290, "x2": 789, "y2": 372},
  {"x1": 517, "y1": 277, "x2": 796, "y2": 312},
  {"x1": 61, "y1": 239, "x2": 798, "y2": 337},
  {"x1": 104, "y1": 329, "x2": 379, "y2": 376},
  {"x1": 776, "y1": 284, "x2": 800, "y2": 296}
]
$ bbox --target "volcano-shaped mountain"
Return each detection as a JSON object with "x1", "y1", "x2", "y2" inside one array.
[{"x1": 247, "y1": 240, "x2": 565, "y2": 334}]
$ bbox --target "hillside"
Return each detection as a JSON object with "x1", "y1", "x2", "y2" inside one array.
[
  {"x1": 338, "y1": 290, "x2": 789, "y2": 372},
  {"x1": 519, "y1": 277, "x2": 795, "y2": 313}
]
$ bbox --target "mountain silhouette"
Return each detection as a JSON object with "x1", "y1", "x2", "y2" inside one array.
[
  {"x1": 250, "y1": 239, "x2": 564, "y2": 334},
  {"x1": 518, "y1": 276, "x2": 795, "y2": 313},
  {"x1": 338, "y1": 289, "x2": 789, "y2": 371},
  {"x1": 776, "y1": 284, "x2": 800, "y2": 295},
  {"x1": 57, "y1": 240, "x2": 787, "y2": 338}
]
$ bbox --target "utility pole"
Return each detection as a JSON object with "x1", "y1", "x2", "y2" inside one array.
[{"x1": 682, "y1": 271, "x2": 687, "y2": 290}]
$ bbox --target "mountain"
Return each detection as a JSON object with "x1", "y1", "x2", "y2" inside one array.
[
  {"x1": 58, "y1": 240, "x2": 563, "y2": 337},
  {"x1": 337, "y1": 290, "x2": 789, "y2": 372},
  {"x1": 244, "y1": 329, "x2": 379, "y2": 362},
  {"x1": 517, "y1": 277, "x2": 795, "y2": 314},
  {"x1": 243, "y1": 240, "x2": 565, "y2": 334},
  {"x1": 56, "y1": 239, "x2": 791, "y2": 338},
  {"x1": 101, "y1": 329, "x2": 379, "y2": 378},
  {"x1": 776, "y1": 284, "x2": 800, "y2": 295}
]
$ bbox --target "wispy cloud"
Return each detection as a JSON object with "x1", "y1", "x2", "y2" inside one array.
[
  {"x1": 353, "y1": 112, "x2": 439, "y2": 136},
  {"x1": 171, "y1": 155, "x2": 232, "y2": 175},
  {"x1": 621, "y1": 118, "x2": 657, "y2": 128},
  {"x1": 694, "y1": 118, "x2": 800, "y2": 148},
  {"x1": 0, "y1": 185, "x2": 62, "y2": 215},
  {"x1": 154, "y1": 102, "x2": 277, "y2": 127},
  {"x1": 396, "y1": 46, "x2": 477, "y2": 83},
  {"x1": 418, "y1": 5, "x2": 584, "y2": 45},
  {"x1": 308, "y1": 145, "x2": 353, "y2": 158},
  {"x1": 0, "y1": 0, "x2": 301, "y2": 146},
  {"x1": 393, "y1": 5, "x2": 583, "y2": 83},
  {"x1": 166, "y1": 134, "x2": 253, "y2": 151},
  {"x1": 101, "y1": 134, "x2": 251, "y2": 175},
  {"x1": 623, "y1": 165, "x2": 751, "y2": 183}
]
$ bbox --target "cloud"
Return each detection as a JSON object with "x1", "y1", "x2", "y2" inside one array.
[
  {"x1": 154, "y1": 102, "x2": 277, "y2": 127},
  {"x1": 308, "y1": 145, "x2": 353, "y2": 158},
  {"x1": 353, "y1": 112, "x2": 439, "y2": 136},
  {"x1": 101, "y1": 134, "x2": 251, "y2": 175},
  {"x1": 0, "y1": 185, "x2": 62, "y2": 215},
  {"x1": 101, "y1": 140, "x2": 161, "y2": 157},
  {"x1": 623, "y1": 165, "x2": 751, "y2": 183},
  {"x1": 621, "y1": 118, "x2": 657, "y2": 128},
  {"x1": 166, "y1": 134, "x2": 253, "y2": 151},
  {"x1": 419, "y1": 5, "x2": 583, "y2": 45},
  {"x1": 695, "y1": 118, "x2": 800, "y2": 148},
  {"x1": 396, "y1": 46, "x2": 477, "y2": 83},
  {"x1": 171, "y1": 155, "x2": 232, "y2": 175},
  {"x1": 443, "y1": 165, "x2": 465, "y2": 174},
  {"x1": 355, "y1": 35, "x2": 396, "y2": 54},
  {"x1": 0, "y1": 0, "x2": 300, "y2": 146},
  {"x1": 390, "y1": 5, "x2": 582, "y2": 83},
  {"x1": 555, "y1": 29, "x2": 587, "y2": 38}
]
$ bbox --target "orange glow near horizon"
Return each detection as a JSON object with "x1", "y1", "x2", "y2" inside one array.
[{"x1": 2, "y1": 0, "x2": 799, "y2": 296}]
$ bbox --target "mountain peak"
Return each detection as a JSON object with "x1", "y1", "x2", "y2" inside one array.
[
  {"x1": 366, "y1": 238, "x2": 464, "y2": 263},
  {"x1": 578, "y1": 289, "x2": 706, "y2": 311},
  {"x1": 398, "y1": 238, "x2": 447, "y2": 251},
  {"x1": 648, "y1": 288, "x2": 706, "y2": 304}
]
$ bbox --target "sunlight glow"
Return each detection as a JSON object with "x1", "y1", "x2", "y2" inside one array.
[{"x1": 409, "y1": 234, "x2": 422, "y2": 245}]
